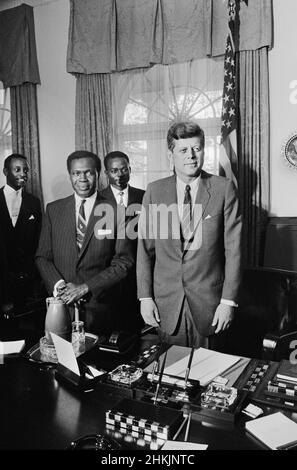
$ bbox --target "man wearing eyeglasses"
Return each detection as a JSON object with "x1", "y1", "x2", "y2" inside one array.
[
  {"x1": 99, "y1": 151, "x2": 145, "y2": 332},
  {"x1": 35, "y1": 150, "x2": 134, "y2": 335}
]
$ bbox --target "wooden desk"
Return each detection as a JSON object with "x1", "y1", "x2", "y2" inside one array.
[{"x1": 0, "y1": 334, "x2": 290, "y2": 451}]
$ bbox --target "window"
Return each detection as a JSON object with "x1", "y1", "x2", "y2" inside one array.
[
  {"x1": 0, "y1": 82, "x2": 12, "y2": 185},
  {"x1": 112, "y1": 58, "x2": 224, "y2": 189}
]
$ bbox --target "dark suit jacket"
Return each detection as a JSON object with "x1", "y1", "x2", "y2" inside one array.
[
  {"x1": 0, "y1": 187, "x2": 42, "y2": 303},
  {"x1": 35, "y1": 191, "x2": 135, "y2": 335},
  {"x1": 99, "y1": 185, "x2": 145, "y2": 332},
  {"x1": 137, "y1": 171, "x2": 242, "y2": 337}
]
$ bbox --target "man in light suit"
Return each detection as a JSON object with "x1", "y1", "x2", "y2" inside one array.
[
  {"x1": 0, "y1": 154, "x2": 42, "y2": 316},
  {"x1": 35, "y1": 150, "x2": 134, "y2": 335},
  {"x1": 100, "y1": 151, "x2": 145, "y2": 332},
  {"x1": 137, "y1": 121, "x2": 242, "y2": 350}
]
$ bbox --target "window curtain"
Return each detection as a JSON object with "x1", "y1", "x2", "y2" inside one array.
[
  {"x1": 237, "y1": 47, "x2": 270, "y2": 267},
  {"x1": 75, "y1": 74, "x2": 112, "y2": 189},
  {"x1": 0, "y1": 85, "x2": 12, "y2": 168},
  {"x1": 0, "y1": 4, "x2": 42, "y2": 202},
  {"x1": 67, "y1": 0, "x2": 272, "y2": 74},
  {"x1": 10, "y1": 83, "x2": 43, "y2": 205},
  {"x1": 111, "y1": 58, "x2": 224, "y2": 189}
]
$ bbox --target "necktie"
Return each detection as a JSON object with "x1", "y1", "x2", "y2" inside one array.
[
  {"x1": 181, "y1": 184, "x2": 192, "y2": 241},
  {"x1": 11, "y1": 190, "x2": 21, "y2": 226},
  {"x1": 118, "y1": 191, "x2": 125, "y2": 206},
  {"x1": 76, "y1": 199, "x2": 87, "y2": 250}
]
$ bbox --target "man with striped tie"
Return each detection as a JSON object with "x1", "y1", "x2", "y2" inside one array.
[
  {"x1": 137, "y1": 121, "x2": 242, "y2": 351},
  {"x1": 36, "y1": 150, "x2": 135, "y2": 335}
]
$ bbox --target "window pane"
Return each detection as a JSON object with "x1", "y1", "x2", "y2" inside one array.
[
  {"x1": 112, "y1": 58, "x2": 224, "y2": 189},
  {"x1": 0, "y1": 82, "x2": 12, "y2": 186}
]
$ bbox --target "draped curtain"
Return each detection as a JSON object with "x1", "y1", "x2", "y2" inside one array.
[
  {"x1": 75, "y1": 74, "x2": 112, "y2": 190},
  {"x1": 10, "y1": 83, "x2": 43, "y2": 204},
  {"x1": 0, "y1": 4, "x2": 42, "y2": 202},
  {"x1": 237, "y1": 47, "x2": 270, "y2": 267}
]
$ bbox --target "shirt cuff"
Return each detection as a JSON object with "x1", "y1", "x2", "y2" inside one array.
[
  {"x1": 53, "y1": 279, "x2": 65, "y2": 297},
  {"x1": 220, "y1": 298, "x2": 238, "y2": 308},
  {"x1": 139, "y1": 297, "x2": 153, "y2": 301}
]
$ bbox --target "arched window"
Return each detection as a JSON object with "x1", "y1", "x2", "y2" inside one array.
[{"x1": 112, "y1": 58, "x2": 224, "y2": 189}]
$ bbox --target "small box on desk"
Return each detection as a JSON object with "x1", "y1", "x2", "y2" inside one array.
[
  {"x1": 134, "y1": 371, "x2": 200, "y2": 409},
  {"x1": 106, "y1": 397, "x2": 184, "y2": 441},
  {"x1": 55, "y1": 363, "x2": 105, "y2": 392}
]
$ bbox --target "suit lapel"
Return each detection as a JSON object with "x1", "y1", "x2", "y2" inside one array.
[
  {"x1": 63, "y1": 195, "x2": 79, "y2": 259},
  {"x1": 183, "y1": 171, "x2": 211, "y2": 253},
  {"x1": 77, "y1": 192, "x2": 99, "y2": 263},
  {"x1": 0, "y1": 188, "x2": 13, "y2": 230},
  {"x1": 164, "y1": 176, "x2": 182, "y2": 252},
  {"x1": 15, "y1": 191, "x2": 30, "y2": 229}
]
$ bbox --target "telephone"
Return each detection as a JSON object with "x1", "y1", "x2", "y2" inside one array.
[{"x1": 98, "y1": 330, "x2": 137, "y2": 354}]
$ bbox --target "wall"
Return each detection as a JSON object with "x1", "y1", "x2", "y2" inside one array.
[
  {"x1": 269, "y1": 0, "x2": 297, "y2": 216},
  {"x1": 34, "y1": 0, "x2": 75, "y2": 205}
]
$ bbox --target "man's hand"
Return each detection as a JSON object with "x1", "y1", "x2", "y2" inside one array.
[
  {"x1": 212, "y1": 303, "x2": 234, "y2": 334},
  {"x1": 140, "y1": 299, "x2": 160, "y2": 328},
  {"x1": 59, "y1": 283, "x2": 89, "y2": 305}
]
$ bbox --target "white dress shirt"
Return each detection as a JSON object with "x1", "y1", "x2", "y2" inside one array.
[
  {"x1": 110, "y1": 185, "x2": 129, "y2": 207},
  {"x1": 3, "y1": 184, "x2": 22, "y2": 227},
  {"x1": 176, "y1": 175, "x2": 200, "y2": 220},
  {"x1": 74, "y1": 191, "x2": 97, "y2": 226}
]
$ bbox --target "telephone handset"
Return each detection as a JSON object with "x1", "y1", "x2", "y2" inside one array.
[{"x1": 98, "y1": 330, "x2": 137, "y2": 353}]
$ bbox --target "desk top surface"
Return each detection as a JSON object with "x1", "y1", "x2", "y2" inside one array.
[{"x1": 0, "y1": 333, "x2": 292, "y2": 452}]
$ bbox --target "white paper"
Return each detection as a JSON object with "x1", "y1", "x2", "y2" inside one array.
[
  {"x1": 51, "y1": 333, "x2": 80, "y2": 376},
  {"x1": 0, "y1": 340, "x2": 25, "y2": 355},
  {"x1": 161, "y1": 441, "x2": 208, "y2": 450},
  {"x1": 87, "y1": 365, "x2": 106, "y2": 378},
  {"x1": 164, "y1": 347, "x2": 241, "y2": 386},
  {"x1": 245, "y1": 412, "x2": 297, "y2": 450}
]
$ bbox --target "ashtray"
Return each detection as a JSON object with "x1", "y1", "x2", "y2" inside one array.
[
  {"x1": 200, "y1": 382, "x2": 238, "y2": 410},
  {"x1": 109, "y1": 364, "x2": 143, "y2": 385}
]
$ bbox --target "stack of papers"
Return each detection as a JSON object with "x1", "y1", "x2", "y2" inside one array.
[
  {"x1": 0, "y1": 340, "x2": 25, "y2": 355},
  {"x1": 163, "y1": 347, "x2": 241, "y2": 386},
  {"x1": 245, "y1": 412, "x2": 297, "y2": 450}
]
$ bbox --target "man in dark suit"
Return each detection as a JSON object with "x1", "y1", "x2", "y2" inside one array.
[
  {"x1": 100, "y1": 151, "x2": 145, "y2": 332},
  {"x1": 35, "y1": 150, "x2": 135, "y2": 336},
  {"x1": 137, "y1": 121, "x2": 242, "y2": 350},
  {"x1": 0, "y1": 154, "x2": 42, "y2": 316}
]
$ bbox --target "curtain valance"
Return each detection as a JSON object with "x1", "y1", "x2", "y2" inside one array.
[
  {"x1": 0, "y1": 4, "x2": 40, "y2": 88},
  {"x1": 67, "y1": 0, "x2": 272, "y2": 75}
]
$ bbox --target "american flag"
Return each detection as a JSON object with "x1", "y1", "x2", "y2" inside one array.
[{"x1": 220, "y1": 0, "x2": 238, "y2": 185}]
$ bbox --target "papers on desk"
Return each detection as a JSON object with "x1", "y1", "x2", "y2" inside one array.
[
  {"x1": 245, "y1": 412, "x2": 297, "y2": 450},
  {"x1": 163, "y1": 347, "x2": 241, "y2": 386},
  {"x1": 51, "y1": 333, "x2": 80, "y2": 376},
  {"x1": 0, "y1": 339, "x2": 25, "y2": 355},
  {"x1": 161, "y1": 441, "x2": 208, "y2": 450}
]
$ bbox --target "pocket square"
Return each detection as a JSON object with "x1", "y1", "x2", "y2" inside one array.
[
  {"x1": 97, "y1": 229, "x2": 112, "y2": 236},
  {"x1": 29, "y1": 215, "x2": 35, "y2": 220},
  {"x1": 205, "y1": 214, "x2": 212, "y2": 220}
]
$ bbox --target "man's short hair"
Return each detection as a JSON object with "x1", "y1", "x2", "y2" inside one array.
[
  {"x1": 104, "y1": 151, "x2": 130, "y2": 169},
  {"x1": 66, "y1": 150, "x2": 101, "y2": 174},
  {"x1": 3, "y1": 153, "x2": 27, "y2": 170},
  {"x1": 167, "y1": 121, "x2": 205, "y2": 151}
]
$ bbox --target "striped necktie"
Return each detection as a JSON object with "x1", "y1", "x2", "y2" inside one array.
[
  {"x1": 181, "y1": 184, "x2": 192, "y2": 241},
  {"x1": 76, "y1": 199, "x2": 87, "y2": 250},
  {"x1": 118, "y1": 191, "x2": 125, "y2": 206}
]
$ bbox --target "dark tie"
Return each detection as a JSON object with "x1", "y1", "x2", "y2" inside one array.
[
  {"x1": 118, "y1": 191, "x2": 125, "y2": 206},
  {"x1": 181, "y1": 184, "x2": 192, "y2": 241},
  {"x1": 76, "y1": 199, "x2": 87, "y2": 250}
]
